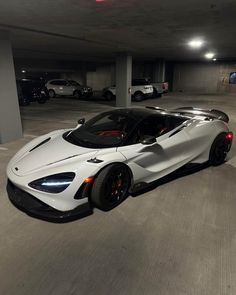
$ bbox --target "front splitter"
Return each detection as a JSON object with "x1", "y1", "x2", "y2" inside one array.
[{"x1": 7, "y1": 180, "x2": 93, "y2": 223}]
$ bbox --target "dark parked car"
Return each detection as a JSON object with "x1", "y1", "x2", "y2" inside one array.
[{"x1": 17, "y1": 79, "x2": 49, "y2": 106}]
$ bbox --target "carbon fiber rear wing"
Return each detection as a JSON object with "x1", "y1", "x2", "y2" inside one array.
[
  {"x1": 174, "y1": 107, "x2": 229, "y2": 123},
  {"x1": 145, "y1": 106, "x2": 229, "y2": 123}
]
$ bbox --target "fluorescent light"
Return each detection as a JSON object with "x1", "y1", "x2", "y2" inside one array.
[
  {"x1": 205, "y1": 52, "x2": 215, "y2": 59},
  {"x1": 188, "y1": 39, "x2": 204, "y2": 48}
]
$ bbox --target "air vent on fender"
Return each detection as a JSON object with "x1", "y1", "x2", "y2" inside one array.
[{"x1": 29, "y1": 137, "x2": 51, "y2": 152}]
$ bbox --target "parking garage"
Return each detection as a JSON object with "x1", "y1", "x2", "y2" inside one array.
[{"x1": 1, "y1": 1, "x2": 236, "y2": 294}]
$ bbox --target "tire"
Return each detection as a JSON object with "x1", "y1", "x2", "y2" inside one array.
[
  {"x1": 48, "y1": 90, "x2": 56, "y2": 98},
  {"x1": 73, "y1": 90, "x2": 81, "y2": 99},
  {"x1": 104, "y1": 91, "x2": 114, "y2": 101},
  {"x1": 91, "y1": 164, "x2": 131, "y2": 211},
  {"x1": 133, "y1": 91, "x2": 144, "y2": 102},
  {"x1": 209, "y1": 133, "x2": 229, "y2": 166},
  {"x1": 152, "y1": 87, "x2": 158, "y2": 98}
]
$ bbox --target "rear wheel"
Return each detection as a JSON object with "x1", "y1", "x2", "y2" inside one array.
[
  {"x1": 133, "y1": 91, "x2": 144, "y2": 102},
  {"x1": 48, "y1": 90, "x2": 56, "y2": 98},
  {"x1": 209, "y1": 133, "x2": 229, "y2": 166},
  {"x1": 91, "y1": 164, "x2": 130, "y2": 211}
]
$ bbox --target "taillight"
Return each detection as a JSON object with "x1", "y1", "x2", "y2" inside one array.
[{"x1": 226, "y1": 132, "x2": 233, "y2": 140}]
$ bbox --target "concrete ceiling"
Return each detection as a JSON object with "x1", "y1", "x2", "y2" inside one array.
[{"x1": 0, "y1": 0, "x2": 236, "y2": 62}]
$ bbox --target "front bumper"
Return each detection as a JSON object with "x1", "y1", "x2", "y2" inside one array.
[{"x1": 7, "y1": 180, "x2": 93, "y2": 223}]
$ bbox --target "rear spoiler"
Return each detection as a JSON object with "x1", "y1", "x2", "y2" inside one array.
[
  {"x1": 174, "y1": 107, "x2": 229, "y2": 123},
  {"x1": 145, "y1": 106, "x2": 229, "y2": 123}
]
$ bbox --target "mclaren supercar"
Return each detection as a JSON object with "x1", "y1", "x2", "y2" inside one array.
[{"x1": 7, "y1": 107, "x2": 233, "y2": 222}]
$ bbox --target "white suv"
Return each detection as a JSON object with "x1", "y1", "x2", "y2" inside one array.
[
  {"x1": 46, "y1": 79, "x2": 93, "y2": 99},
  {"x1": 103, "y1": 78, "x2": 153, "y2": 101}
]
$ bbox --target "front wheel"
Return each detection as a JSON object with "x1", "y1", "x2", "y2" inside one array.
[
  {"x1": 91, "y1": 164, "x2": 131, "y2": 211},
  {"x1": 209, "y1": 134, "x2": 229, "y2": 166},
  {"x1": 48, "y1": 90, "x2": 56, "y2": 98},
  {"x1": 73, "y1": 90, "x2": 81, "y2": 99},
  {"x1": 133, "y1": 91, "x2": 144, "y2": 102}
]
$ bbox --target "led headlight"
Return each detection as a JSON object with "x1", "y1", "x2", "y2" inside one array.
[{"x1": 29, "y1": 172, "x2": 75, "y2": 193}]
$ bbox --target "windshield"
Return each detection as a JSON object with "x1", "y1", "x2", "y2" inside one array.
[
  {"x1": 64, "y1": 111, "x2": 137, "y2": 148},
  {"x1": 69, "y1": 80, "x2": 80, "y2": 86}
]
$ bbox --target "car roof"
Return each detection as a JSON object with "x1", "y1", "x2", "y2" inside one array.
[{"x1": 105, "y1": 107, "x2": 190, "y2": 121}]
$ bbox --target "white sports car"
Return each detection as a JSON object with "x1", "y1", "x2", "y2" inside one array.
[{"x1": 7, "y1": 107, "x2": 233, "y2": 222}]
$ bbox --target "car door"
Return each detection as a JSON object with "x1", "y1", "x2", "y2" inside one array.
[
  {"x1": 65, "y1": 80, "x2": 77, "y2": 96},
  {"x1": 60, "y1": 80, "x2": 72, "y2": 95},
  {"x1": 52, "y1": 80, "x2": 66, "y2": 95},
  {"x1": 117, "y1": 115, "x2": 190, "y2": 183}
]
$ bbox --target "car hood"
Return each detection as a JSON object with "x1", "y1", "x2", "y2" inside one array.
[{"x1": 11, "y1": 133, "x2": 98, "y2": 176}]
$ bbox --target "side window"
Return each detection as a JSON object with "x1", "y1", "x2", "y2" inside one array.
[
  {"x1": 130, "y1": 115, "x2": 187, "y2": 144},
  {"x1": 131, "y1": 116, "x2": 166, "y2": 144},
  {"x1": 51, "y1": 80, "x2": 67, "y2": 86},
  {"x1": 69, "y1": 80, "x2": 79, "y2": 86},
  {"x1": 60, "y1": 80, "x2": 68, "y2": 86},
  {"x1": 132, "y1": 79, "x2": 149, "y2": 86}
]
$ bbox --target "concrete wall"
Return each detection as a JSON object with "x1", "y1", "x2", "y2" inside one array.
[
  {"x1": 86, "y1": 63, "x2": 115, "y2": 90},
  {"x1": 173, "y1": 62, "x2": 236, "y2": 93}
]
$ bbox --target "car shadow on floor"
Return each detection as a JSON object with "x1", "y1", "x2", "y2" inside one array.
[{"x1": 130, "y1": 162, "x2": 210, "y2": 198}]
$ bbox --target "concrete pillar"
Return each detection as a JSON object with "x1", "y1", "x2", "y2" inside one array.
[
  {"x1": 116, "y1": 54, "x2": 132, "y2": 107},
  {"x1": 153, "y1": 59, "x2": 166, "y2": 82},
  {"x1": 0, "y1": 31, "x2": 22, "y2": 143}
]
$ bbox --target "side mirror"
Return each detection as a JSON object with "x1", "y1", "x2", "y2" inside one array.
[
  {"x1": 78, "y1": 118, "x2": 85, "y2": 125},
  {"x1": 140, "y1": 136, "x2": 157, "y2": 145}
]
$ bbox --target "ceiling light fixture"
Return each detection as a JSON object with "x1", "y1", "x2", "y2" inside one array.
[
  {"x1": 21, "y1": 70, "x2": 26, "y2": 73},
  {"x1": 188, "y1": 39, "x2": 204, "y2": 48},
  {"x1": 205, "y1": 52, "x2": 215, "y2": 59},
  {"x1": 213, "y1": 58, "x2": 217, "y2": 61}
]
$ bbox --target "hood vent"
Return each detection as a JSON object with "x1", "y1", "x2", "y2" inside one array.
[{"x1": 29, "y1": 137, "x2": 51, "y2": 152}]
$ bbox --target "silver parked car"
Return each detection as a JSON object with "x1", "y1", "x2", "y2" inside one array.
[{"x1": 45, "y1": 79, "x2": 93, "y2": 99}]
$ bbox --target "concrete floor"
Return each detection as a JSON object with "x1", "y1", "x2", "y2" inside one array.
[{"x1": 0, "y1": 93, "x2": 236, "y2": 295}]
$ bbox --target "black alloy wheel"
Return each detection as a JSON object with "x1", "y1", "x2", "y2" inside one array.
[
  {"x1": 209, "y1": 134, "x2": 229, "y2": 166},
  {"x1": 91, "y1": 164, "x2": 130, "y2": 211}
]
